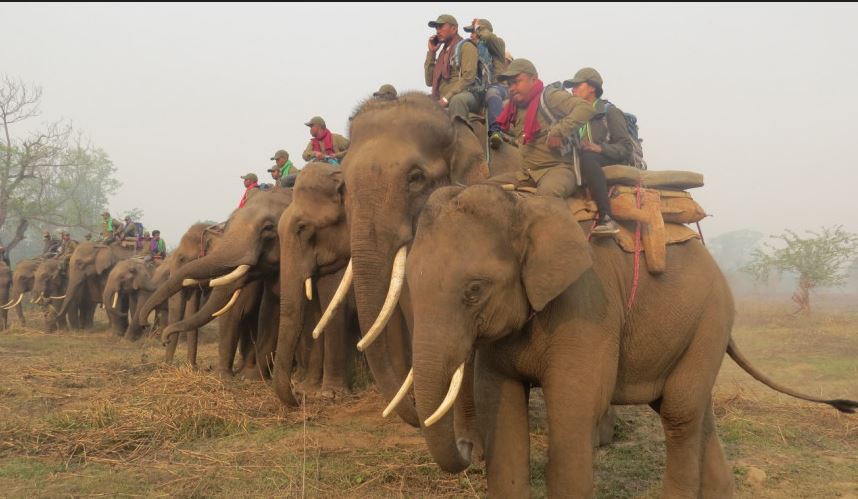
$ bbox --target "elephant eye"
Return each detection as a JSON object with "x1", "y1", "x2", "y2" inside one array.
[
  {"x1": 463, "y1": 279, "x2": 488, "y2": 304},
  {"x1": 407, "y1": 168, "x2": 426, "y2": 190}
]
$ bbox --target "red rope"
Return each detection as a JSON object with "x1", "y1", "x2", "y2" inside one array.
[{"x1": 626, "y1": 183, "x2": 643, "y2": 313}]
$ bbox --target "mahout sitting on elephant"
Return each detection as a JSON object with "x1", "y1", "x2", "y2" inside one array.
[{"x1": 400, "y1": 184, "x2": 857, "y2": 498}]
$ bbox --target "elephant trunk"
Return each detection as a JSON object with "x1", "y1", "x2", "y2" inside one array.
[
  {"x1": 412, "y1": 341, "x2": 472, "y2": 473},
  {"x1": 57, "y1": 277, "x2": 83, "y2": 317},
  {"x1": 272, "y1": 259, "x2": 308, "y2": 407},
  {"x1": 160, "y1": 284, "x2": 238, "y2": 342},
  {"x1": 102, "y1": 280, "x2": 121, "y2": 317}
]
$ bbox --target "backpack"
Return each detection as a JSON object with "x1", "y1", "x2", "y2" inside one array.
[
  {"x1": 134, "y1": 222, "x2": 144, "y2": 234},
  {"x1": 600, "y1": 100, "x2": 647, "y2": 170},
  {"x1": 452, "y1": 39, "x2": 494, "y2": 97},
  {"x1": 538, "y1": 82, "x2": 579, "y2": 157}
]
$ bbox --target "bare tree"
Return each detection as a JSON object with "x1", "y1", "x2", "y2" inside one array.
[
  {"x1": 0, "y1": 75, "x2": 119, "y2": 253},
  {"x1": 742, "y1": 226, "x2": 858, "y2": 314}
]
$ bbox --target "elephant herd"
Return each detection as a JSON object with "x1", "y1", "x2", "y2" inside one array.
[{"x1": 4, "y1": 92, "x2": 856, "y2": 497}]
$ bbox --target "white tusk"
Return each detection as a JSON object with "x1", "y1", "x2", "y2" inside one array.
[
  {"x1": 305, "y1": 278, "x2": 313, "y2": 301},
  {"x1": 312, "y1": 260, "x2": 352, "y2": 339},
  {"x1": 212, "y1": 288, "x2": 241, "y2": 318},
  {"x1": 0, "y1": 298, "x2": 12, "y2": 308},
  {"x1": 4, "y1": 293, "x2": 24, "y2": 310},
  {"x1": 382, "y1": 368, "x2": 413, "y2": 418},
  {"x1": 147, "y1": 309, "x2": 155, "y2": 324},
  {"x1": 356, "y1": 246, "x2": 406, "y2": 352},
  {"x1": 112, "y1": 292, "x2": 119, "y2": 309},
  {"x1": 210, "y1": 265, "x2": 250, "y2": 287},
  {"x1": 182, "y1": 278, "x2": 201, "y2": 287},
  {"x1": 424, "y1": 363, "x2": 465, "y2": 427},
  {"x1": 49, "y1": 294, "x2": 66, "y2": 300}
]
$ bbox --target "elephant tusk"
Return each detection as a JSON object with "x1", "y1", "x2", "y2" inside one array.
[
  {"x1": 0, "y1": 298, "x2": 13, "y2": 308},
  {"x1": 383, "y1": 368, "x2": 413, "y2": 418},
  {"x1": 146, "y1": 309, "x2": 156, "y2": 325},
  {"x1": 210, "y1": 265, "x2": 250, "y2": 287},
  {"x1": 312, "y1": 260, "x2": 353, "y2": 340},
  {"x1": 3, "y1": 293, "x2": 24, "y2": 310},
  {"x1": 356, "y1": 246, "x2": 406, "y2": 352},
  {"x1": 49, "y1": 295, "x2": 66, "y2": 300},
  {"x1": 424, "y1": 363, "x2": 465, "y2": 428},
  {"x1": 305, "y1": 277, "x2": 313, "y2": 301},
  {"x1": 112, "y1": 292, "x2": 119, "y2": 309},
  {"x1": 212, "y1": 288, "x2": 242, "y2": 318},
  {"x1": 182, "y1": 278, "x2": 201, "y2": 287}
]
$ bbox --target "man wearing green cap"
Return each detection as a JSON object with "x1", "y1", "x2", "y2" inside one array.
[
  {"x1": 101, "y1": 211, "x2": 125, "y2": 244},
  {"x1": 373, "y1": 84, "x2": 398, "y2": 100},
  {"x1": 465, "y1": 18, "x2": 510, "y2": 142},
  {"x1": 490, "y1": 58, "x2": 595, "y2": 199},
  {"x1": 302, "y1": 116, "x2": 350, "y2": 165},
  {"x1": 425, "y1": 14, "x2": 480, "y2": 121},
  {"x1": 270, "y1": 149, "x2": 296, "y2": 187},
  {"x1": 564, "y1": 67, "x2": 633, "y2": 235},
  {"x1": 238, "y1": 173, "x2": 260, "y2": 208}
]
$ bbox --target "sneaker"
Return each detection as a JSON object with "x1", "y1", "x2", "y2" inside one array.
[
  {"x1": 591, "y1": 216, "x2": 620, "y2": 237},
  {"x1": 489, "y1": 132, "x2": 503, "y2": 149}
]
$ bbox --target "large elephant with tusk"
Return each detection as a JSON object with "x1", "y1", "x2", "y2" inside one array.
[
  {"x1": 56, "y1": 242, "x2": 138, "y2": 329},
  {"x1": 0, "y1": 261, "x2": 10, "y2": 330},
  {"x1": 272, "y1": 163, "x2": 362, "y2": 406},
  {"x1": 140, "y1": 189, "x2": 292, "y2": 378},
  {"x1": 103, "y1": 258, "x2": 163, "y2": 340},
  {"x1": 3, "y1": 257, "x2": 42, "y2": 326},
  {"x1": 31, "y1": 258, "x2": 70, "y2": 331},
  {"x1": 402, "y1": 184, "x2": 858, "y2": 497}
]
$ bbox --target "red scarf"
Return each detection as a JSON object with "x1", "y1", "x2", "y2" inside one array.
[
  {"x1": 311, "y1": 128, "x2": 335, "y2": 156},
  {"x1": 495, "y1": 79, "x2": 544, "y2": 145},
  {"x1": 431, "y1": 34, "x2": 463, "y2": 99},
  {"x1": 238, "y1": 182, "x2": 258, "y2": 208}
]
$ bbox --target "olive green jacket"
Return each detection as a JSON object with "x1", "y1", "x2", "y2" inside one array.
[
  {"x1": 508, "y1": 89, "x2": 596, "y2": 171},
  {"x1": 302, "y1": 133, "x2": 350, "y2": 162},
  {"x1": 581, "y1": 99, "x2": 634, "y2": 164},
  {"x1": 424, "y1": 39, "x2": 478, "y2": 101},
  {"x1": 474, "y1": 28, "x2": 508, "y2": 81}
]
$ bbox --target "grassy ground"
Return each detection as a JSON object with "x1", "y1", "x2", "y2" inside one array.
[{"x1": 0, "y1": 298, "x2": 856, "y2": 498}]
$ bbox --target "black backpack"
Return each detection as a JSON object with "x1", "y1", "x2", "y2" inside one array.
[{"x1": 600, "y1": 100, "x2": 647, "y2": 170}]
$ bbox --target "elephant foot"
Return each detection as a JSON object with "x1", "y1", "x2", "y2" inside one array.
[
  {"x1": 597, "y1": 407, "x2": 617, "y2": 447},
  {"x1": 314, "y1": 386, "x2": 352, "y2": 401},
  {"x1": 216, "y1": 369, "x2": 234, "y2": 380},
  {"x1": 292, "y1": 379, "x2": 322, "y2": 398},
  {"x1": 237, "y1": 366, "x2": 265, "y2": 381}
]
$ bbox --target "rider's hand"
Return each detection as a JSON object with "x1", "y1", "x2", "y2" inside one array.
[
  {"x1": 546, "y1": 134, "x2": 563, "y2": 150},
  {"x1": 313, "y1": 151, "x2": 324, "y2": 160}
]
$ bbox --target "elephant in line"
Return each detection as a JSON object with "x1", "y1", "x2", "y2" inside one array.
[
  {"x1": 401, "y1": 184, "x2": 857, "y2": 498},
  {"x1": 31, "y1": 258, "x2": 70, "y2": 331},
  {"x1": 0, "y1": 261, "x2": 10, "y2": 330},
  {"x1": 57, "y1": 242, "x2": 139, "y2": 329},
  {"x1": 141, "y1": 189, "x2": 292, "y2": 378},
  {"x1": 273, "y1": 163, "x2": 363, "y2": 405},
  {"x1": 3, "y1": 257, "x2": 42, "y2": 326},
  {"x1": 103, "y1": 258, "x2": 163, "y2": 340}
]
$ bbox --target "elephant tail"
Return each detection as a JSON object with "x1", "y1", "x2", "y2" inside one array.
[{"x1": 727, "y1": 338, "x2": 858, "y2": 414}]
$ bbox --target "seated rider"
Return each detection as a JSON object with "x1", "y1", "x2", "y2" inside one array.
[
  {"x1": 301, "y1": 117, "x2": 349, "y2": 165},
  {"x1": 463, "y1": 19, "x2": 512, "y2": 148},
  {"x1": 149, "y1": 230, "x2": 167, "y2": 260},
  {"x1": 102, "y1": 211, "x2": 124, "y2": 244}
]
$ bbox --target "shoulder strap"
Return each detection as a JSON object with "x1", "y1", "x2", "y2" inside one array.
[{"x1": 538, "y1": 82, "x2": 563, "y2": 125}]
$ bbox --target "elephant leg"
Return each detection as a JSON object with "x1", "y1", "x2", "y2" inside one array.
[
  {"x1": 185, "y1": 292, "x2": 200, "y2": 367},
  {"x1": 317, "y1": 276, "x2": 350, "y2": 396},
  {"x1": 700, "y1": 402, "x2": 734, "y2": 498},
  {"x1": 596, "y1": 407, "x2": 616, "y2": 447},
  {"x1": 252, "y1": 285, "x2": 279, "y2": 379},
  {"x1": 217, "y1": 307, "x2": 242, "y2": 377},
  {"x1": 476, "y1": 356, "x2": 530, "y2": 498},
  {"x1": 15, "y1": 303, "x2": 25, "y2": 327}
]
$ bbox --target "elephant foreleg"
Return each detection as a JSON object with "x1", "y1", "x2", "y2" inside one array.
[
  {"x1": 252, "y1": 284, "x2": 279, "y2": 379},
  {"x1": 185, "y1": 291, "x2": 200, "y2": 367},
  {"x1": 15, "y1": 303, "x2": 25, "y2": 327},
  {"x1": 317, "y1": 274, "x2": 351, "y2": 396}
]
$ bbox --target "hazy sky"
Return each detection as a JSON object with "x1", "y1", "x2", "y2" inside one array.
[{"x1": 2, "y1": 3, "x2": 857, "y2": 246}]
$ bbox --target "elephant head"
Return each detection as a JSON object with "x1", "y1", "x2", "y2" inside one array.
[
  {"x1": 403, "y1": 185, "x2": 592, "y2": 472},
  {"x1": 4, "y1": 258, "x2": 40, "y2": 311},
  {"x1": 32, "y1": 259, "x2": 68, "y2": 331},
  {"x1": 103, "y1": 258, "x2": 158, "y2": 339},
  {"x1": 58, "y1": 242, "x2": 136, "y2": 318},
  {"x1": 273, "y1": 163, "x2": 350, "y2": 406}
]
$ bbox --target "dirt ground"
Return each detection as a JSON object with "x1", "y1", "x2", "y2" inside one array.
[{"x1": 0, "y1": 297, "x2": 856, "y2": 498}]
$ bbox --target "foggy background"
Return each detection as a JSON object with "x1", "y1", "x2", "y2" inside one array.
[{"x1": 2, "y1": 3, "x2": 857, "y2": 270}]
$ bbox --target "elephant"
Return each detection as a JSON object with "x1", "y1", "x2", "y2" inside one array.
[
  {"x1": 400, "y1": 184, "x2": 858, "y2": 498},
  {"x1": 57, "y1": 242, "x2": 139, "y2": 329},
  {"x1": 272, "y1": 163, "x2": 362, "y2": 406},
  {"x1": 141, "y1": 188, "x2": 292, "y2": 378},
  {"x1": 103, "y1": 258, "x2": 162, "y2": 340},
  {"x1": 0, "y1": 261, "x2": 10, "y2": 330},
  {"x1": 31, "y1": 258, "x2": 70, "y2": 331},
  {"x1": 3, "y1": 257, "x2": 42, "y2": 326}
]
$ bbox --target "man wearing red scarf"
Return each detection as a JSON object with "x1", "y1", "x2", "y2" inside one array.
[
  {"x1": 238, "y1": 173, "x2": 259, "y2": 209},
  {"x1": 424, "y1": 14, "x2": 480, "y2": 122},
  {"x1": 490, "y1": 58, "x2": 595, "y2": 198},
  {"x1": 301, "y1": 116, "x2": 350, "y2": 165}
]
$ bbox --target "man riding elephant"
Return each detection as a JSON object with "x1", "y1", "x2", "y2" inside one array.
[{"x1": 302, "y1": 116, "x2": 349, "y2": 165}]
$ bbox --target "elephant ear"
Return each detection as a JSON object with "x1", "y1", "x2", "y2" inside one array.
[
  {"x1": 518, "y1": 196, "x2": 593, "y2": 312},
  {"x1": 94, "y1": 247, "x2": 115, "y2": 275},
  {"x1": 449, "y1": 116, "x2": 489, "y2": 184}
]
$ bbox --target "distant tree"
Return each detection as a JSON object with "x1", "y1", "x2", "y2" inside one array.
[
  {"x1": 0, "y1": 75, "x2": 120, "y2": 255},
  {"x1": 742, "y1": 226, "x2": 858, "y2": 314}
]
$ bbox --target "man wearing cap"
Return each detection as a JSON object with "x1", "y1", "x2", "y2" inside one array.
[
  {"x1": 301, "y1": 116, "x2": 350, "y2": 165},
  {"x1": 238, "y1": 173, "x2": 260, "y2": 208},
  {"x1": 565, "y1": 67, "x2": 633, "y2": 235},
  {"x1": 149, "y1": 230, "x2": 167, "y2": 260},
  {"x1": 490, "y1": 58, "x2": 596, "y2": 199},
  {"x1": 101, "y1": 211, "x2": 124, "y2": 244},
  {"x1": 121, "y1": 215, "x2": 141, "y2": 240},
  {"x1": 42, "y1": 229, "x2": 59, "y2": 255},
  {"x1": 270, "y1": 149, "x2": 296, "y2": 187},
  {"x1": 373, "y1": 84, "x2": 398, "y2": 100},
  {"x1": 425, "y1": 14, "x2": 480, "y2": 122},
  {"x1": 465, "y1": 18, "x2": 510, "y2": 144},
  {"x1": 57, "y1": 230, "x2": 78, "y2": 260}
]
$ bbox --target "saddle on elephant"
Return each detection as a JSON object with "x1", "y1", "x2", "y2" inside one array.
[{"x1": 504, "y1": 164, "x2": 708, "y2": 275}]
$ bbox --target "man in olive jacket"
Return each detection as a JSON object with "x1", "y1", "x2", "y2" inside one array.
[
  {"x1": 465, "y1": 18, "x2": 510, "y2": 143},
  {"x1": 424, "y1": 14, "x2": 480, "y2": 122},
  {"x1": 564, "y1": 67, "x2": 632, "y2": 235},
  {"x1": 489, "y1": 58, "x2": 595, "y2": 198},
  {"x1": 302, "y1": 116, "x2": 349, "y2": 165}
]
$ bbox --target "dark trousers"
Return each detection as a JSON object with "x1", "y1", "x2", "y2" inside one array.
[
  {"x1": 486, "y1": 84, "x2": 508, "y2": 133},
  {"x1": 580, "y1": 151, "x2": 614, "y2": 220}
]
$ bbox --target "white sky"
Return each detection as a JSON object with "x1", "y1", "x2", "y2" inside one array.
[{"x1": 2, "y1": 2, "x2": 857, "y2": 246}]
